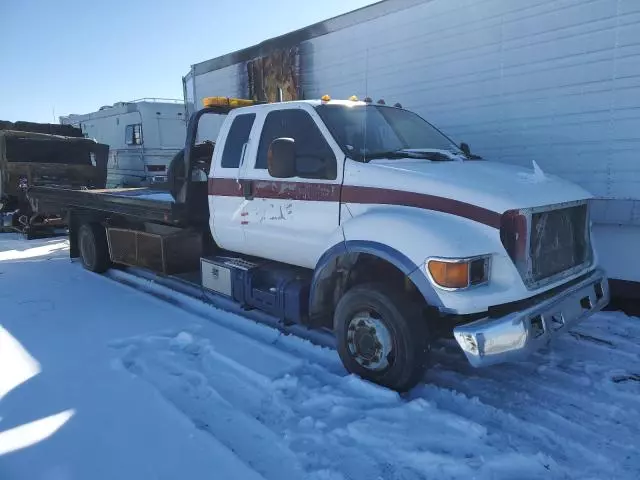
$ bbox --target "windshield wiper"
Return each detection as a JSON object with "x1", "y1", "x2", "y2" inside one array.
[{"x1": 362, "y1": 149, "x2": 452, "y2": 162}]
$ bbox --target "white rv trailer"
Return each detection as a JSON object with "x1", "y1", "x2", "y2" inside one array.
[
  {"x1": 61, "y1": 99, "x2": 187, "y2": 187},
  {"x1": 183, "y1": 0, "x2": 640, "y2": 298}
]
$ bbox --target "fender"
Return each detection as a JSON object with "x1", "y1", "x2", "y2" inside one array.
[
  {"x1": 342, "y1": 205, "x2": 502, "y2": 267},
  {"x1": 308, "y1": 205, "x2": 506, "y2": 323},
  {"x1": 309, "y1": 239, "x2": 443, "y2": 316}
]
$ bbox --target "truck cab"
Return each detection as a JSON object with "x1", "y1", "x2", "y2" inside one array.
[{"x1": 203, "y1": 96, "x2": 609, "y2": 389}]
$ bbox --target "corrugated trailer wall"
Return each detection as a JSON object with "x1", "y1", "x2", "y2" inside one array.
[
  {"x1": 185, "y1": 0, "x2": 640, "y2": 285},
  {"x1": 185, "y1": 63, "x2": 246, "y2": 142}
]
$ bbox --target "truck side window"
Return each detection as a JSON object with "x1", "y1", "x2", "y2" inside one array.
[
  {"x1": 221, "y1": 114, "x2": 256, "y2": 168},
  {"x1": 256, "y1": 110, "x2": 335, "y2": 174},
  {"x1": 125, "y1": 124, "x2": 143, "y2": 145}
]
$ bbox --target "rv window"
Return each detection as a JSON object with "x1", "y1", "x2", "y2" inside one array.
[
  {"x1": 221, "y1": 114, "x2": 256, "y2": 168},
  {"x1": 125, "y1": 124, "x2": 143, "y2": 145}
]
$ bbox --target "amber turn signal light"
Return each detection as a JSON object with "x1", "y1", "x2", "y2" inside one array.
[
  {"x1": 427, "y1": 257, "x2": 490, "y2": 289},
  {"x1": 427, "y1": 260, "x2": 470, "y2": 289}
]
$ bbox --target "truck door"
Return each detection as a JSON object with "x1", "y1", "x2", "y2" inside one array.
[
  {"x1": 239, "y1": 105, "x2": 343, "y2": 269},
  {"x1": 208, "y1": 112, "x2": 257, "y2": 252}
]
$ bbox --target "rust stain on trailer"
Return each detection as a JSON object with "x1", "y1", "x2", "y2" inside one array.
[{"x1": 247, "y1": 47, "x2": 300, "y2": 103}]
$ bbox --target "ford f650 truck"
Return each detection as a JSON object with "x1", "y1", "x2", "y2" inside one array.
[{"x1": 27, "y1": 96, "x2": 610, "y2": 391}]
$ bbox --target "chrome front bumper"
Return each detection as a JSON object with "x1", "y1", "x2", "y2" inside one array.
[{"x1": 453, "y1": 269, "x2": 609, "y2": 367}]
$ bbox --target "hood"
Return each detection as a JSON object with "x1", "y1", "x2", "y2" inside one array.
[{"x1": 344, "y1": 158, "x2": 592, "y2": 214}]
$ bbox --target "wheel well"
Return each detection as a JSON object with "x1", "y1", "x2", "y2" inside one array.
[{"x1": 310, "y1": 253, "x2": 432, "y2": 330}]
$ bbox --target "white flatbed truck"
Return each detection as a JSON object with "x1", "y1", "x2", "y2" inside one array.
[{"x1": 28, "y1": 96, "x2": 610, "y2": 391}]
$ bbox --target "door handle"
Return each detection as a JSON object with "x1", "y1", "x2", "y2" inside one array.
[{"x1": 240, "y1": 179, "x2": 253, "y2": 200}]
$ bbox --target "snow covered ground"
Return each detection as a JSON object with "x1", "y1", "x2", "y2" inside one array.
[{"x1": 1, "y1": 233, "x2": 639, "y2": 480}]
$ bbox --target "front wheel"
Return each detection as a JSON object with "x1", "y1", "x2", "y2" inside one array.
[{"x1": 334, "y1": 283, "x2": 431, "y2": 392}]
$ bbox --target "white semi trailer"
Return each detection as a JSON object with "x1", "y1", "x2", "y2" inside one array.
[{"x1": 182, "y1": 0, "x2": 640, "y2": 298}]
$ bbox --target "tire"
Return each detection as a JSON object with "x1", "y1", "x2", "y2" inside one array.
[
  {"x1": 78, "y1": 223, "x2": 111, "y2": 273},
  {"x1": 334, "y1": 283, "x2": 431, "y2": 392}
]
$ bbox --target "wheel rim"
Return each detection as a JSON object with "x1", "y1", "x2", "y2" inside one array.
[
  {"x1": 346, "y1": 311, "x2": 394, "y2": 371},
  {"x1": 80, "y1": 230, "x2": 95, "y2": 267}
]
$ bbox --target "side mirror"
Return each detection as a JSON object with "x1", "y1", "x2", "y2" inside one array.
[{"x1": 267, "y1": 137, "x2": 296, "y2": 178}]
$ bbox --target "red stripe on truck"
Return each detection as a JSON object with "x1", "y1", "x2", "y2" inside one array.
[
  {"x1": 208, "y1": 178, "x2": 501, "y2": 229},
  {"x1": 208, "y1": 177, "x2": 243, "y2": 196},
  {"x1": 253, "y1": 180, "x2": 341, "y2": 201},
  {"x1": 341, "y1": 185, "x2": 502, "y2": 229},
  {"x1": 207, "y1": 178, "x2": 340, "y2": 201}
]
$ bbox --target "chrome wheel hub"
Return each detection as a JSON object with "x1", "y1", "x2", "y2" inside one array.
[{"x1": 346, "y1": 311, "x2": 393, "y2": 371}]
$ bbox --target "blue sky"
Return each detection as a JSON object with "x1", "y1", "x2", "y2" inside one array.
[{"x1": 0, "y1": 0, "x2": 376, "y2": 123}]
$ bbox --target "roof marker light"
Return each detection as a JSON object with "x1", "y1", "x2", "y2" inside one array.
[
  {"x1": 349, "y1": 95, "x2": 359, "y2": 101},
  {"x1": 364, "y1": 97, "x2": 372, "y2": 103},
  {"x1": 377, "y1": 99, "x2": 386, "y2": 105},
  {"x1": 321, "y1": 94, "x2": 331, "y2": 102}
]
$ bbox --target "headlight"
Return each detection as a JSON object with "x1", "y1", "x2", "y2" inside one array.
[{"x1": 427, "y1": 255, "x2": 491, "y2": 290}]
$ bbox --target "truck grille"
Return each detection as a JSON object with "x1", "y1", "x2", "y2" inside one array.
[{"x1": 529, "y1": 204, "x2": 590, "y2": 283}]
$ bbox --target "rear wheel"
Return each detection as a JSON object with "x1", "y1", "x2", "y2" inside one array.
[
  {"x1": 78, "y1": 223, "x2": 111, "y2": 273},
  {"x1": 334, "y1": 283, "x2": 431, "y2": 392}
]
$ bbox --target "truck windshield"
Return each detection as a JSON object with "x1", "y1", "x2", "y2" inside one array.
[{"x1": 315, "y1": 104, "x2": 461, "y2": 161}]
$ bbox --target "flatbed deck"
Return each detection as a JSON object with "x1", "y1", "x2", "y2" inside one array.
[{"x1": 28, "y1": 185, "x2": 204, "y2": 226}]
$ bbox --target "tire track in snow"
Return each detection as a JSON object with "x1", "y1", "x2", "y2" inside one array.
[
  {"x1": 431, "y1": 350, "x2": 640, "y2": 447},
  {"x1": 106, "y1": 267, "x2": 640, "y2": 479},
  {"x1": 422, "y1": 366, "x2": 632, "y2": 476},
  {"x1": 112, "y1": 330, "x2": 562, "y2": 480},
  {"x1": 115, "y1": 333, "x2": 306, "y2": 480},
  {"x1": 424, "y1": 315, "x2": 640, "y2": 477},
  {"x1": 106, "y1": 268, "x2": 342, "y2": 372}
]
